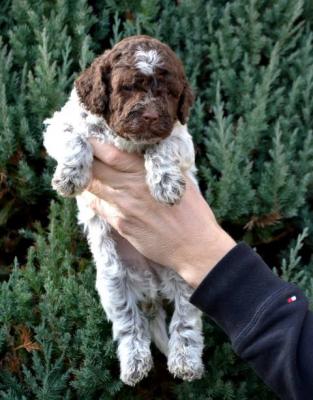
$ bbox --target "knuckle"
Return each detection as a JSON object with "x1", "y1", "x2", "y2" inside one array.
[
  {"x1": 89, "y1": 197, "x2": 99, "y2": 211},
  {"x1": 115, "y1": 216, "x2": 129, "y2": 234},
  {"x1": 88, "y1": 179, "x2": 102, "y2": 198},
  {"x1": 104, "y1": 147, "x2": 123, "y2": 166},
  {"x1": 115, "y1": 214, "x2": 138, "y2": 235},
  {"x1": 115, "y1": 196, "x2": 140, "y2": 220},
  {"x1": 115, "y1": 196, "x2": 129, "y2": 213},
  {"x1": 132, "y1": 184, "x2": 146, "y2": 200}
]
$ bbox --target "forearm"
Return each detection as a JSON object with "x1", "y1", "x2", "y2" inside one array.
[
  {"x1": 190, "y1": 243, "x2": 313, "y2": 399},
  {"x1": 171, "y1": 223, "x2": 236, "y2": 288}
]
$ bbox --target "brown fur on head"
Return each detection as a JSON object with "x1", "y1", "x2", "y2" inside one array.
[{"x1": 75, "y1": 35, "x2": 194, "y2": 143}]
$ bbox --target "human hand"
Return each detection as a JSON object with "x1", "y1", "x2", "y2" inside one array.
[{"x1": 84, "y1": 139, "x2": 236, "y2": 288}]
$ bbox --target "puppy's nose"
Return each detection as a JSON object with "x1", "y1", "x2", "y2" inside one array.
[{"x1": 143, "y1": 110, "x2": 159, "y2": 122}]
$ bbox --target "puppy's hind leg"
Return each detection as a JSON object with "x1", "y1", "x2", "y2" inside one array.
[
  {"x1": 86, "y1": 215, "x2": 153, "y2": 386},
  {"x1": 166, "y1": 274, "x2": 204, "y2": 381}
]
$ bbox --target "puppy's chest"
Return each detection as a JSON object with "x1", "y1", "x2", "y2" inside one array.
[{"x1": 80, "y1": 114, "x2": 148, "y2": 154}]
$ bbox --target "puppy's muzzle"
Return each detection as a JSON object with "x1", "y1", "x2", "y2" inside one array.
[
  {"x1": 142, "y1": 110, "x2": 159, "y2": 123},
  {"x1": 123, "y1": 104, "x2": 172, "y2": 140}
]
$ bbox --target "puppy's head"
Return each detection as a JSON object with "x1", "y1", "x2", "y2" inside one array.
[{"x1": 75, "y1": 35, "x2": 193, "y2": 143}]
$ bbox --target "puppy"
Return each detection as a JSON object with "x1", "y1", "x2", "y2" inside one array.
[{"x1": 43, "y1": 35, "x2": 204, "y2": 386}]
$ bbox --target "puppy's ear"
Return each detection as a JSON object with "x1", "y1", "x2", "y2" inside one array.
[
  {"x1": 75, "y1": 50, "x2": 111, "y2": 116},
  {"x1": 177, "y1": 82, "x2": 194, "y2": 125}
]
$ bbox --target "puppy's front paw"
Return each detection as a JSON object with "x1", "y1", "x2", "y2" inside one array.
[
  {"x1": 52, "y1": 165, "x2": 91, "y2": 197},
  {"x1": 149, "y1": 171, "x2": 186, "y2": 205}
]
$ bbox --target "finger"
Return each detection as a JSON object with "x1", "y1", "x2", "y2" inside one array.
[
  {"x1": 90, "y1": 159, "x2": 143, "y2": 189},
  {"x1": 90, "y1": 196, "x2": 122, "y2": 226},
  {"x1": 85, "y1": 191, "x2": 127, "y2": 234},
  {"x1": 87, "y1": 177, "x2": 117, "y2": 201},
  {"x1": 89, "y1": 138, "x2": 144, "y2": 173},
  {"x1": 91, "y1": 159, "x2": 123, "y2": 187}
]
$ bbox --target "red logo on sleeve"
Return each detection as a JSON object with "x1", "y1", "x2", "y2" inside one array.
[{"x1": 287, "y1": 296, "x2": 297, "y2": 304}]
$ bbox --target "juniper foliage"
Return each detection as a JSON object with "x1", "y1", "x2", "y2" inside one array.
[{"x1": 1, "y1": 0, "x2": 313, "y2": 398}]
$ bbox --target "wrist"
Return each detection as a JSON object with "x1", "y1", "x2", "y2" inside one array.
[{"x1": 174, "y1": 226, "x2": 236, "y2": 288}]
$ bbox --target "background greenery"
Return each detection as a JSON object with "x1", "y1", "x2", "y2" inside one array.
[{"x1": 1, "y1": 0, "x2": 313, "y2": 398}]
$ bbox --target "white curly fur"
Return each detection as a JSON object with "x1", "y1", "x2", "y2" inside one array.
[
  {"x1": 43, "y1": 87, "x2": 204, "y2": 386},
  {"x1": 135, "y1": 48, "x2": 162, "y2": 75}
]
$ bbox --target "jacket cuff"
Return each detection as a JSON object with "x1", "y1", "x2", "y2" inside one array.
[{"x1": 189, "y1": 242, "x2": 289, "y2": 340}]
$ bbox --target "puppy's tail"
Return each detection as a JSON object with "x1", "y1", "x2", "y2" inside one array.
[{"x1": 148, "y1": 303, "x2": 169, "y2": 356}]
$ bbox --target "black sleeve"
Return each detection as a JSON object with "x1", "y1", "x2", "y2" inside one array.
[{"x1": 189, "y1": 242, "x2": 313, "y2": 400}]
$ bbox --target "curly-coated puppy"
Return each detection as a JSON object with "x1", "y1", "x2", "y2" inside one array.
[{"x1": 43, "y1": 35, "x2": 204, "y2": 386}]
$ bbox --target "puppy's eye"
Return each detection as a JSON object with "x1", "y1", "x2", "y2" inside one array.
[
  {"x1": 121, "y1": 85, "x2": 133, "y2": 92},
  {"x1": 167, "y1": 88, "x2": 179, "y2": 98}
]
